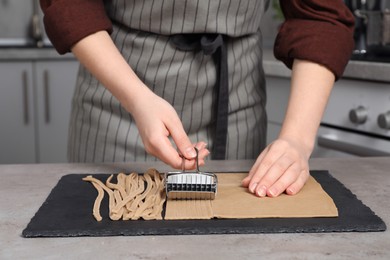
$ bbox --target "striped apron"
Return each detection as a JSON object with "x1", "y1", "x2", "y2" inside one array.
[{"x1": 68, "y1": 0, "x2": 269, "y2": 163}]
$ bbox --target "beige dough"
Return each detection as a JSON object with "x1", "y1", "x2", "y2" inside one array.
[
  {"x1": 90, "y1": 182, "x2": 104, "y2": 221},
  {"x1": 164, "y1": 199, "x2": 213, "y2": 220},
  {"x1": 165, "y1": 173, "x2": 338, "y2": 220},
  {"x1": 83, "y1": 169, "x2": 166, "y2": 221},
  {"x1": 85, "y1": 171, "x2": 337, "y2": 221}
]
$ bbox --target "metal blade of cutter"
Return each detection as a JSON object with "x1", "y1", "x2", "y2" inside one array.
[
  {"x1": 165, "y1": 171, "x2": 217, "y2": 200},
  {"x1": 165, "y1": 148, "x2": 218, "y2": 200}
]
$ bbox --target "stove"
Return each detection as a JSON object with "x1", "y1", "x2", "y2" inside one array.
[{"x1": 315, "y1": 77, "x2": 390, "y2": 157}]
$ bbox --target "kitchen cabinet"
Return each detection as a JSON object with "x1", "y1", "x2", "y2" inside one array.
[
  {"x1": 0, "y1": 62, "x2": 36, "y2": 163},
  {"x1": 0, "y1": 59, "x2": 79, "y2": 164},
  {"x1": 265, "y1": 76, "x2": 290, "y2": 145}
]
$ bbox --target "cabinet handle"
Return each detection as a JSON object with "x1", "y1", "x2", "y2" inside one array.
[
  {"x1": 43, "y1": 70, "x2": 50, "y2": 123},
  {"x1": 22, "y1": 71, "x2": 29, "y2": 125}
]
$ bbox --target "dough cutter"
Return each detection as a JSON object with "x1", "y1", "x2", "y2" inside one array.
[{"x1": 165, "y1": 148, "x2": 218, "y2": 200}]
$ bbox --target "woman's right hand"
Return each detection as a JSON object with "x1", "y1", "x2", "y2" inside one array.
[
  {"x1": 128, "y1": 87, "x2": 209, "y2": 169},
  {"x1": 71, "y1": 31, "x2": 208, "y2": 169}
]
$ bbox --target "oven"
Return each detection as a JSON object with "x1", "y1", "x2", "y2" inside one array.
[
  {"x1": 313, "y1": 78, "x2": 390, "y2": 158},
  {"x1": 310, "y1": 0, "x2": 390, "y2": 158},
  {"x1": 262, "y1": 1, "x2": 390, "y2": 158}
]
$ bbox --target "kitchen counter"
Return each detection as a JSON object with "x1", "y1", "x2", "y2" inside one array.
[
  {"x1": 0, "y1": 157, "x2": 389, "y2": 259},
  {"x1": 1, "y1": 47, "x2": 389, "y2": 82},
  {"x1": 0, "y1": 47, "x2": 75, "y2": 61},
  {"x1": 263, "y1": 49, "x2": 390, "y2": 83}
]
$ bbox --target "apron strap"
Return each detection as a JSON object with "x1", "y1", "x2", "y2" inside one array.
[{"x1": 171, "y1": 34, "x2": 228, "y2": 160}]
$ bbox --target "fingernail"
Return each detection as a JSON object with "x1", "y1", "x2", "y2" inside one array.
[
  {"x1": 249, "y1": 182, "x2": 258, "y2": 193},
  {"x1": 185, "y1": 147, "x2": 196, "y2": 158},
  {"x1": 268, "y1": 187, "x2": 278, "y2": 197},
  {"x1": 256, "y1": 185, "x2": 267, "y2": 197}
]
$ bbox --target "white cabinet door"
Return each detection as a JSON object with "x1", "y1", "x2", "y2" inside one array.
[
  {"x1": 0, "y1": 62, "x2": 36, "y2": 163},
  {"x1": 35, "y1": 60, "x2": 79, "y2": 163}
]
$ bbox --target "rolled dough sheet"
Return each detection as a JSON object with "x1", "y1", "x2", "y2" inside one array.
[
  {"x1": 164, "y1": 199, "x2": 213, "y2": 220},
  {"x1": 164, "y1": 173, "x2": 338, "y2": 220}
]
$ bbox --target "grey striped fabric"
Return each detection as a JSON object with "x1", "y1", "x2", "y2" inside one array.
[
  {"x1": 105, "y1": 0, "x2": 267, "y2": 36},
  {"x1": 68, "y1": 0, "x2": 268, "y2": 163}
]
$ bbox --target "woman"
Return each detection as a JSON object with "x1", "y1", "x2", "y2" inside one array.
[{"x1": 40, "y1": 0, "x2": 354, "y2": 197}]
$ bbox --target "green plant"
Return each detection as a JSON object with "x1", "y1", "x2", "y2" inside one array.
[{"x1": 272, "y1": 0, "x2": 284, "y2": 21}]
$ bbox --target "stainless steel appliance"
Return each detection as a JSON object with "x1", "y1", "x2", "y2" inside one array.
[
  {"x1": 345, "y1": 0, "x2": 390, "y2": 60},
  {"x1": 313, "y1": 1, "x2": 390, "y2": 157},
  {"x1": 0, "y1": 0, "x2": 51, "y2": 47},
  {"x1": 314, "y1": 79, "x2": 390, "y2": 157}
]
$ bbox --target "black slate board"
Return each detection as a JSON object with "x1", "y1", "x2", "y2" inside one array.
[{"x1": 22, "y1": 171, "x2": 386, "y2": 237}]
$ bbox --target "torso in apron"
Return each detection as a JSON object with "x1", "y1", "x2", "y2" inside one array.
[{"x1": 68, "y1": 0, "x2": 268, "y2": 163}]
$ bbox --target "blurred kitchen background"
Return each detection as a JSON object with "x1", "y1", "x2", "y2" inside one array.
[{"x1": 0, "y1": 0, "x2": 389, "y2": 164}]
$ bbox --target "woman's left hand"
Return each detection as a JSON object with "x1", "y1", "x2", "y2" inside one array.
[
  {"x1": 241, "y1": 137, "x2": 310, "y2": 197},
  {"x1": 242, "y1": 59, "x2": 336, "y2": 198}
]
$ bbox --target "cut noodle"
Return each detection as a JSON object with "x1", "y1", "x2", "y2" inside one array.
[{"x1": 82, "y1": 169, "x2": 166, "y2": 221}]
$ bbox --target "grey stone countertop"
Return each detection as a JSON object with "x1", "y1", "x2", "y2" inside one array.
[
  {"x1": 0, "y1": 157, "x2": 389, "y2": 259},
  {"x1": 263, "y1": 49, "x2": 390, "y2": 83}
]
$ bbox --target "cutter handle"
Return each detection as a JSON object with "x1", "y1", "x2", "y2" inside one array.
[{"x1": 181, "y1": 147, "x2": 200, "y2": 173}]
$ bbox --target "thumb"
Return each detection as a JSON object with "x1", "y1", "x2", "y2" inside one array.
[{"x1": 167, "y1": 122, "x2": 196, "y2": 160}]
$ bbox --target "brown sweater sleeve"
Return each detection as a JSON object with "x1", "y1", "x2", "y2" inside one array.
[
  {"x1": 274, "y1": 0, "x2": 355, "y2": 80},
  {"x1": 40, "y1": 0, "x2": 113, "y2": 54}
]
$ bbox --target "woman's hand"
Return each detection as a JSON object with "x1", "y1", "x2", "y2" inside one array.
[
  {"x1": 71, "y1": 31, "x2": 209, "y2": 169},
  {"x1": 242, "y1": 137, "x2": 310, "y2": 197},
  {"x1": 129, "y1": 87, "x2": 209, "y2": 169},
  {"x1": 242, "y1": 59, "x2": 336, "y2": 197}
]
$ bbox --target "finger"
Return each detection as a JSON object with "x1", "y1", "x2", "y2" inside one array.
[
  {"x1": 254, "y1": 155, "x2": 295, "y2": 197},
  {"x1": 183, "y1": 147, "x2": 210, "y2": 169},
  {"x1": 241, "y1": 147, "x2": 269, "y2": 187},
  {"x1": 166, "y1": 118, "x2": 197, "y2": 160},
  {"x1": 146, "y1": 134, "x2": 184, "y2": 169},
  {"x1": 174, "y1": 142, "x2": 209, "y2": 170},
  {"x1": 195, "y1": 142, "x2": 209, "y2": 161},
  {"x1": 196, "y1": 147, "x2": 210, "y2": 165},
  {"x1": 194, "y1": 141, "x2": 208, "y2": 151},
  {"x1": 247, "y1": 149, "x2": 285, "y2": 194},
  {"x1": 285, "y1": 169, "x2": 310, "y2": 195},
  {"x1": 140, "y1": 128, "x2": 185, "y2": 168},
  {"x1": 265, "y1": 162, "x2": 301, "y2": 197}
]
